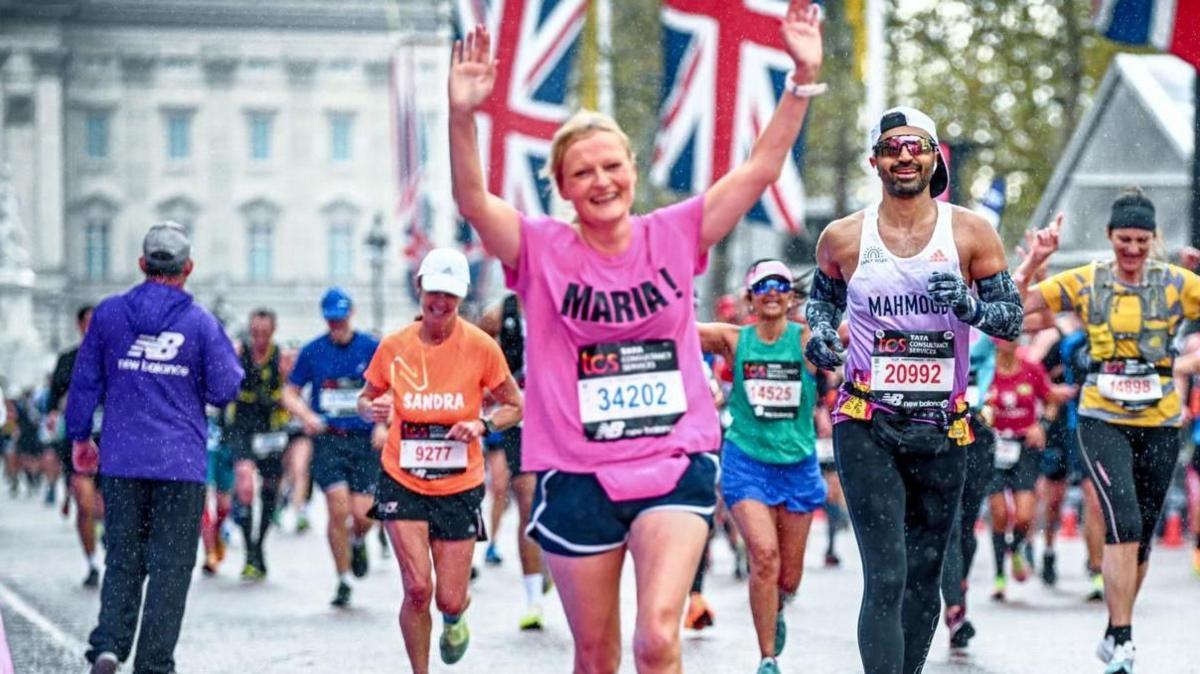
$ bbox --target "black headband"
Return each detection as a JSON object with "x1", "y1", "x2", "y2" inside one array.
[{"x1": 1108, "y1": 200, "x2": 1156, "y2": 232}]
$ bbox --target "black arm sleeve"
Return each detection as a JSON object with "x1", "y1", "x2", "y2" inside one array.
[
  {"x1": 805, "y1": 269, "x2": 847, "y2": 329},
  {"x1": 47, "y1": 349, "x2": 77, "y2": 411},
  {"x1": 971, "y1": 271, "x2": 1023, "y2": 341}
]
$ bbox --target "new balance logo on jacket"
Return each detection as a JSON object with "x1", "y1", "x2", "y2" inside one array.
[{"x1": 120, "y1": 332, "x2": 190, "y2": 376}]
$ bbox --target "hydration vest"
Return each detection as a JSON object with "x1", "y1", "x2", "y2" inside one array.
[
  {"x1": 1085, "y1": 261, "x2": 1171, "y2": 364},
  {"x1": 230, "y1": 342, "x2": 286, "y2": 429}
]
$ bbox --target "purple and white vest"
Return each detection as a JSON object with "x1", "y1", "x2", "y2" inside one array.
[{"x1": 833, "y1": 201, "x2": 971, "y2": 423}]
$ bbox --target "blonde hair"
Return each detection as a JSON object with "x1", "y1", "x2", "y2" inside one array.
[{"x1": 546, "y1": 109, "x2": 634, "y2": 188}]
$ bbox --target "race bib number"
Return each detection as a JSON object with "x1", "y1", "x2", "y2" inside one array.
[
  {"x1": 742, "y1": 360, "x2": 803, "y2": 420},
  {"x1": 815, "y1": 437, "x2": 834, "y2": 463},
  {"x1": 319, "y1": 379, "x2": 362, "y2": 418},
  {"x1": 400, "y1": 422, "x2": 468, "y2": 476},
  {"x1": 1096, "y1": 374, "x2": 1162, "y2": 403},
  {"x1": 251, "y1": 431, "x2": 289, "y2": 458},
  {"x1": 994, "y1": 437, "x2": 1021, "y2": 469},
  {"x1": 577, "y1": 340, "x2": 688, "y2": 442},
  {"x1": 869, "y1": 330, "x2": 956, "y2": 411}
]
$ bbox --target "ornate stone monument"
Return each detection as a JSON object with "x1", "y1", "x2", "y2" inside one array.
[{"x1": 0, "y1": 164, "x2": 46, "y2": 392}]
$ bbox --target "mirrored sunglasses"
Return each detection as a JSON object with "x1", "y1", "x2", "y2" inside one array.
[
  {"x1": 751, "y1": 278, "x2": 792, "y2": 296},
  {"x1": 873, "y1": 135, "x2": 936, "y2": 158}
]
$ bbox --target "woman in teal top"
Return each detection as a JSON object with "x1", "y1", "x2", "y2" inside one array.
[{"x1": 698, "y1": 259, "x2": 826, "y2": 674}]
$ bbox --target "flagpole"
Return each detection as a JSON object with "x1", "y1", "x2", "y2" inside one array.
[
  {"x1": 862, "y1": 0, "x2": 887, "y2": 199},
  {"x1": 596, "y1": 0, "x2": 613, "y2": 116}
]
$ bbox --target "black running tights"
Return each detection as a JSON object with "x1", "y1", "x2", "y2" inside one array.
[{"x1": 835, "y1": 420, "x2": 966, "y2": 674}]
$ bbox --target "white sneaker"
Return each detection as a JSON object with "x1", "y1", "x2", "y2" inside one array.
[
  {"x1": 1096, "y1": 635, "x2": 1115, "y2": 663},
  {"x1": 1104, "y1": 642, "x2": 1135, "y2": 673}
]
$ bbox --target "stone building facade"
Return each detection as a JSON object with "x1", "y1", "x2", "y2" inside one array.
[{"x1": 0, "y1": 0, "x2": 452, "y2": 360}]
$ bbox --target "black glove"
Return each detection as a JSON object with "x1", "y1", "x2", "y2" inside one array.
[
  {"x1": 927, "y1": 271, "x2": 978, "y2": 323},
  {"x1": 805, "y1": 324, "x2": 846, "y2": 371}
]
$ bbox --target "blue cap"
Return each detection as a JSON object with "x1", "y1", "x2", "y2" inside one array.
[{"x1": 320, "y1": 287, "x2": 353, "y2": 320}]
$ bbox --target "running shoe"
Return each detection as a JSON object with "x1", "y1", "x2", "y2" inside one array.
[
  {"x1": 518, "y1": 606, "x2": 544, "y2": 631},
  {"x1": 214, "y1": 534, "x2": 226, "y2": 563},
  {"x1": 1096, "y1": 635, "x2": 1115, "y2": 663},
  {"x1": 330, "y1": 580, "x2": 352, "y2": 608},
  {"x1": 440, "y1": 617, "x2": 471, "y2": 664},
  {"x1": 202, "y1": 551, "x2": 220, "y2": 576},
  {"x1": 1191, "y1": 547, "x2": 1200, "y2": 577},
  {"x1": 824, "y1": 552, "x2": 841, "y2": 567},
  {"x1": 90, "y1": 651, "x2": 119, "y2": 674},
  {"x1": 684, "y1": 592, "x2": 715, "y2": 631},
  {"x1": 82, "y1": 567, "x2": 100, "y2": 589},
  {"x1": 1041, "y1": 551, "x2": 1057, "y2": 587},
  {"x1": 484, "y1": 543, "x2": 503, "y2": 566},
  {"x1": 1011, "y1": 550, "x2": 1030, "y2": 583},
  {"x1": 774, "y1": 609, "x2": 786, "y2": 656},
  {"x1": 949, "y1": 619, "x2": 976, "y2": 650},
  {"x1": 1104, "y1": 642, "x2": 1135, "y2": 673},
  {"x1": 1087, "y1": 570, "x2": 1105, "y2": 602},
  {"x1": 240, "y1": 561, "x2": 265, "y2": 582},
  {"x1": 351, "y1": 538, "x2": 369, "y2": 578},
  {"x1": 756, "y1": 658, "x2": 781, "y2": 674},
  {"x1": 44, "y1": 484, "x2": 55, "y2": 506},
  {"x1": 991, "y1": 576, "x2": 1007, "y2": 601}
]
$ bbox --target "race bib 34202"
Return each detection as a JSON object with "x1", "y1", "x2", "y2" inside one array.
[{"x1": 576, "y1": 340, "x2": 688, "y2": 442}]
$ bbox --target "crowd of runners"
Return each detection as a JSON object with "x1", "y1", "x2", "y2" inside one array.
[{"x1": 2, "y1": 2, "x2": 1200, "y2": 673}]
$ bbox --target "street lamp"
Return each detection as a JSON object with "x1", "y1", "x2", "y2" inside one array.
[{"x1": 365, "y1": 212, "x2": 388, "y2": 336}]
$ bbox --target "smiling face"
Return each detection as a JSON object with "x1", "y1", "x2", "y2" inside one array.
[
  {"x1": 420, "y1": 288, "x2": 462, "y2": 328},
  {"x1": 1108, "y1": 228, "x2": 1154, "y2": 277},
  {"x1": 869, "y1": 126, "x2": 937, "y2": 199},
  {"x1": 556, "y1": 130, "x2": 637, "y2": 230},
  {"x1": 747, "y1": 277, "x2": 794, "y2": 321}
]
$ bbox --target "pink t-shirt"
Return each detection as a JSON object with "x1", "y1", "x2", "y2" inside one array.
[{"x1": 505, "y1": 196, "x2": 720, "y2": 482}]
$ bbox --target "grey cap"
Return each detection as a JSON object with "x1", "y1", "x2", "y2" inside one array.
[{"x1": 142, "y1": 221, "x2": 191, "y2": 275}]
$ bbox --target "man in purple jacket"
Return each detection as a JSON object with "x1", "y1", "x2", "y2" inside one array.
[{"x1": 66, "y1": 221, "x2": 244, "y2": 674}]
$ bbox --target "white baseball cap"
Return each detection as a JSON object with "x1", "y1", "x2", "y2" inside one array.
[
  {"x1": 417, "y1": 247, "x2": 471, "y2": 298},
  {"x1": 869, "y1": 106, "x2": 949, "y2": 198},
  {"x1": 745, "y1": 259, "x2": 794, "y2": 289}
]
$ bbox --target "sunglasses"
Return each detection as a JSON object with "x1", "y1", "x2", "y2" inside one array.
[
  {"x1": 873, "y1": 135, "x2": 937, "y2": 158},
  {"x1": 751, "y1": 278, "x2": 792, "y2": 296}
]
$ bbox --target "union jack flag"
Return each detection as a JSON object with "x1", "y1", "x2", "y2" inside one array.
[
  {"x1": 653, "y1": 0, "x2": 811, "y2": 234},
  {"x1": 453, "y1": 0, "x2": 589, "y2": 216},
  {"x1": 391, "y1": 42, "x2": 431, "y2": 294}
]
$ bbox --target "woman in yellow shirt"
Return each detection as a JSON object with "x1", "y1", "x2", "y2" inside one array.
[{"x1": 1018, "y1": 187, "x2": 1200, "y2": 674}]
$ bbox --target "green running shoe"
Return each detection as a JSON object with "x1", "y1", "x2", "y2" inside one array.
[
  {"x1": 440, "y1": 617, "x2": 470, "y2": 664},
  {"x1": 756, "y1": 657, "x2": 781, "y2": 674}
]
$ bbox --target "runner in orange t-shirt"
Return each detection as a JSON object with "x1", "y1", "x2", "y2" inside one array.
[{"x1": 357, "y1": 248, "x2": 523, "y2": 673}]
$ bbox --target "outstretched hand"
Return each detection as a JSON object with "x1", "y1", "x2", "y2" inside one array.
[
  {"x1": 1027, "y1": 213, "x2": 1063, "y2": 265},
  {"x1": 449, "y1": 25, "x2": 498, "y2": 115},
  {"x1": 782, "y1": 0, "x2": 823, "y2": 83}
]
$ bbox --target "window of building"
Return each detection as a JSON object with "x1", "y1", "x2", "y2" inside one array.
[
  {"x1": 329, "y1": 112, "x2": 354, "y2": 163},
  {"x1": 248, "y1": 222, "x2": 273, "y2": 282},
  {"x1": 165, "y1": 110, "x2": 193, "y2": 160},
  {"x1": 85, "y1": 219, "x2": 109, "y2": 281},
  {"x1": 247, "y1": 111, "x2": 273, "y2": 162},
  {"x1": 242, "y1": 199, "x2": 278, "y2": 283},
  {"x1": 323, "y1": 200, "x2": 359, "y2": 281},
  {"x1": 85, "y1": 111, "x2": 110, "y2": 160},
  {"x1": 329, "y1": 223, "x2": 354, "y2": 281},
  {"x1": 157, "y1": 196, "x2": 199, "y2": 236}
]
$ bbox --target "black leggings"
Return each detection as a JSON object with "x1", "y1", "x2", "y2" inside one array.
[
  {"x1": 835, "y1": 420, "x2": 966, "y2": 674},
  {"x1": 1077, "y1": 417, "x2": 1178, "y2": 564},
  {"x1": 941, "y1": 419, "x2": 994, "y2": 608}
]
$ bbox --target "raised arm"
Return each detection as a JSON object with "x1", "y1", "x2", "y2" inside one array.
[
  {"x1": 700, "y1": 0, "x2": 823, "y2": 251},
  {"x1": 696, "y1": 322, "x2": 740, "y2": 360},
  {"x1": 449, "y1": 26, "x2": 521, "y2": 269}
]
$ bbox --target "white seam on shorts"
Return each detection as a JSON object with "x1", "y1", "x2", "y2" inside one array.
[
  {"x1": 525, "y1": 470, "x2": 557, "y2": 538},
  {"x1": 1077, "y1": 425, "x2": 1121, "y2": 544},
  {"x1": 638, "y1": 503, "x2": 715, "y2": 518},
  {"x1": 531, "y1": 521, "x2": 627, "y2": 555}
]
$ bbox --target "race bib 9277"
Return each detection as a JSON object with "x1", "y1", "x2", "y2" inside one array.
[{"x1": 399, "y1": 422, "x2": 468, "y2": 477}]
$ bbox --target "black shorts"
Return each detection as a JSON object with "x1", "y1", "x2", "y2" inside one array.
[
  {"x1": 371, "y1": 471, "x2": 486, "y2": 541},
  {"x1": 312, "y1": 433, "x2": 378, "y2": 494},
  {"x1": 485, "y1": 427, "x2": 523, "y2": 477},
  {"x1": 54, "y1": 440, "x2": 73, "y2": 478},
  {"x1": 527, "y1": 452, "x2": 718, "y2": 558},
  {"x1": 988, "y1": 446, "x2": 1040, "y2": 494},
  {"x1": 227, "y1": 428, "x2": 286, "y2": 481}
]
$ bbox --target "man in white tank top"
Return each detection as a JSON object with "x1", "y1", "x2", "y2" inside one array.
[{"x1": 803, "y1": 106, "x2": 1022, "y2": 674}]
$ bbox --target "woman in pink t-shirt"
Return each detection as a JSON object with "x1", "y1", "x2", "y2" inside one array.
[{"x1": 448, "y1": 2, "x2": 823, "y2": 671}]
